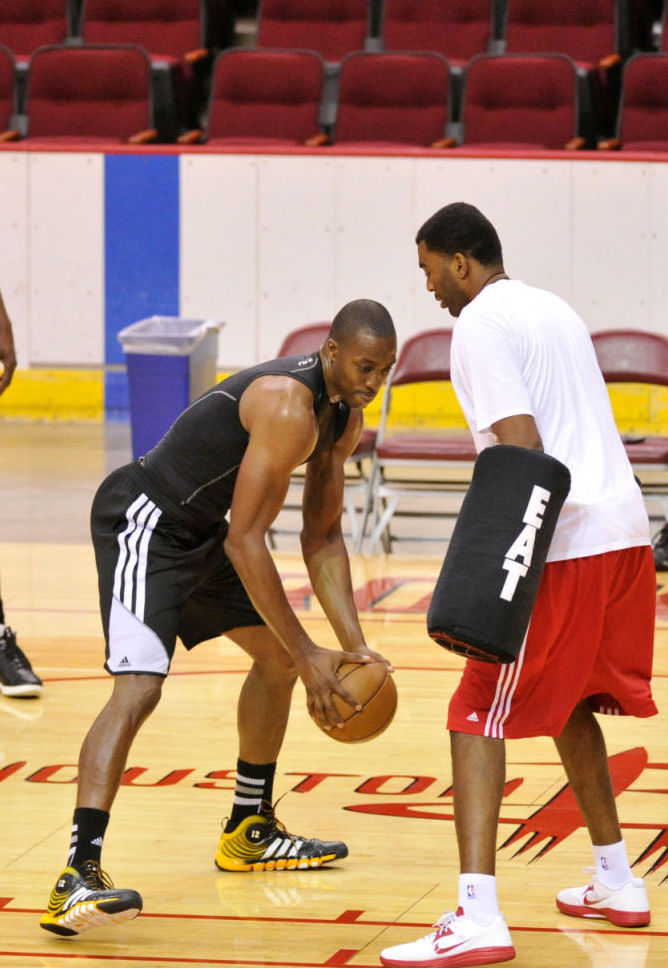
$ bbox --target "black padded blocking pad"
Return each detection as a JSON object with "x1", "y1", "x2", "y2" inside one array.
[{"x1": 427, "y1": 444, "x2": 571, "y2": 664}]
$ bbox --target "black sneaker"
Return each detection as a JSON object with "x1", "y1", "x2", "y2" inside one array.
[
  {"x1": 0, "y1": 627, "x2": 43, "y2": 697},
  {"x1": 652, "y1": 523, "x2": 668, "y2": 571},
  {"x1": 40, "y1": 861, "x2": 143, "y2": 936},
  {"x1": 215, "y1": 800, "x2": 348, "y2": 872}
]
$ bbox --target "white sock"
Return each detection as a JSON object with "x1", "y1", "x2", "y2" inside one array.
[
  {"x1": 458, "y1": 873, "x2": 499, "y2": 925},
  {"x1": 593, "y1": 839, "x2": 633, "y2": 890}
]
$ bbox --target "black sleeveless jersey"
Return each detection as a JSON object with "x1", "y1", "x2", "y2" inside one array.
[{"x1": 136, "y1": 351, "x2": 351, "y2": 531}]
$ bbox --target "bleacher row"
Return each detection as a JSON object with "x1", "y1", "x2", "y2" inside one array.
[{"x1": 0, "y1": 0, "x2": 666, "y2": 150}]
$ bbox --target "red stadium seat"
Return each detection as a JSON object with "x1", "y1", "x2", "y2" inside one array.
[
  {"x1": 79, "y1": 0, "x2": 229, "y2": 63},
  {"x1": 499, "y1": 0, "x2": 646, "y2": 137},
  {"x1": 256, "y1": 0, "x2": 369, "y2": 62},
  {"x1": 180, "y1": 48, "x2": 325, "y2": 147},
  {"x1": 79, "y1": 0, "x2": 231, "y2": 130},
  {"x1": 458, "y1": 53, "x2": 589, "y2": 150},
  {"x1": 501, "y1": 0, "x2": 630, "y2": 65},
  {"x1": 599, "y1": 53, "x2": 668, "y2": 151},
  {"x1": 380, "y1": 0, "x2": 497, "y2": 66},
  {"x1": 0, "y1": 0, "x2": 70, "y2": 61},
  {"x1": 332, "y1": 51, "x2": 452, "y2": 148},
  {"x1": 22, "y1": 44, "x2": 157, "y2": 145},
  {"x1": 0, "y1": 47, "x2": 19, "y2": 140}
]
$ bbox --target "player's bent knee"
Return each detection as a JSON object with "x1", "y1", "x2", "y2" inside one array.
[{"x1": 111, "y1": 673, "x2": 164, "y2": 719}]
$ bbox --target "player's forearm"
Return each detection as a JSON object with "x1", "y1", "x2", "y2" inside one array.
[
  {"x1": 223, "y1": 532, "x2": 315, "y2": 664},
  {"x1": 301, "y1": 530, "x2": 366, "y2": 651}
]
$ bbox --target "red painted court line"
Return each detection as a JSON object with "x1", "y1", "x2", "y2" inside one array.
[
  {"x1": 40, "y1": 665, "x2": 473, "y2": 683},
  {"x1": 4, "y1": 907, "x2": 666, "y2": 937},
  {"x1": 0, "y1": 950, "x2": 357, "y2": 967}
]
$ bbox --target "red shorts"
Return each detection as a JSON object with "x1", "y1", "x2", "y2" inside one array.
[{"x1": 447, "y1": 545, "x2": 657, "y2": 739}]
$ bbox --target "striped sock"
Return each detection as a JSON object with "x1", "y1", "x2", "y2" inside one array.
[
  {"x1": 68, "y1": 807, "x2": 110, "y2": 869},
  {"x1": 225, "y1": 759, "x2": 276, "y2": 832}
]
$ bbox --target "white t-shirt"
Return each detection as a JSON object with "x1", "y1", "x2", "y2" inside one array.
[{"x1": 451, "y1": 279, "x2": 650, "y2": 561}]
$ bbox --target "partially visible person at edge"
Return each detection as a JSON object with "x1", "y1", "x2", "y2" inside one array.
[
  {"x1": 380, "y1": 203, "x2": 656, "y2": 969},
  {"x1": 0, "y1": 284, "x2": 43, "y2": 699},
  {"x1": 40, "y1": 299, "x2": 397, "y2": 938}
]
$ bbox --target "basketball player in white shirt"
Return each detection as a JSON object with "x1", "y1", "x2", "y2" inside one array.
[{"x1": 380, "y1": 202, "x2": 657, "y2": 968}]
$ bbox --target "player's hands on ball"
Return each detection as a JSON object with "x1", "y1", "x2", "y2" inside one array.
[
  {"x1": 299, "y1": 644, "x2": 395, "y2": 733},
  {"x1": 299, "y1": 645, "x2": 372, "y2": 731},
  {"x1": 351, "y1": 645, "x2": 394, "y2": 672}
]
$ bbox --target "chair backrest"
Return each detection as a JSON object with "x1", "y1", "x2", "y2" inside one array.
[
  {"x1": 0, "y1": 46, "x2": 16, "y2": 128},
  {"x1": 333, "y1": 51, "x2": 450, "y2": 146},
  {"x1": 390, "y1": 329, "x2": 453, "y2": 387},
  {"x1": 26, "y1": 44, "x2": 152, "y2": 139},
  {"x1": 462, "y1": 53, "x2": 579, "y2": 148},
  {"x1": 0, "y1": 0, "x2": 69, "y2": 58},
  {"x1": 207, "y1": 48, "x2": 324, "y2": 143},
  {"x1": 617, "y1": 53, "x2": 668, "y2": 150},
  {"x1": 502, "y1": 0, "x2": 619, "y2": 63},
  {"x1": 591, "y1": 329, "x2": 668, "y2": 386},
  {"x1": 80, "y1": 0, "x2": 206, "y2": 59},
  {"x1": 257, "y1": 0, "x2": 369, "y2": 62},
  {"x1": 277, "y1": 322, "x2": 331, "y2": 357},
  {"x1": 381, "y1": 0, "x2": 494, "y2": 63}
]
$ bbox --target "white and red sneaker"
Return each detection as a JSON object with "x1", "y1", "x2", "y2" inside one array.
[
  {"x1": 379, "y1": 907, "x2": 515, "y2": 968},
  {"x1": 556, "y1": 874, "x2": 650, "y2": 927}
]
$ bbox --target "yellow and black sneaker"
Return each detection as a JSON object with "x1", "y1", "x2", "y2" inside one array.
[
  {"x1": 40, "y1": 860, "x2": 143, "y2": 936},
  {"x1": 215, "y1": 802, "x2": 348, "y2": 872}
]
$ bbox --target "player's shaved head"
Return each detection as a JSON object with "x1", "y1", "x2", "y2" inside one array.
[{"x1": 329, "y1": 299, "x2": 396, "y2": 346}]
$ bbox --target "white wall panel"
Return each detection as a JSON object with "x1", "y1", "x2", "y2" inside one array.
[
  {"x1": 1, "y1": 150, "x2": 664, "y2": 375},
  {"x1": 257, "y1": 156, "x2": 335, "y2": 360},
  {"x1": 28, "y1": 153, "x2": 104, "y2": 365},
  {"x1": 412, "y1": 158, "x2": 573, "y2": 332},
  {"x1": 648, "y1": 164, "x2": 668, "y2": 335},
  {"x1": 0, "y1": 153, "x2": 29, "y2": 368},
  {"x1": 332, "y1": 157, "x2": 416, "y2": 343},
  {"x1": 572, "y1": 162, "x2": 654, "y2": 331},
  {"x1": 180, "y1": 154, "x2": 258, "y2": 369}
]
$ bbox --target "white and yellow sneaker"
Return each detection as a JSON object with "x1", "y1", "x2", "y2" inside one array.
[
  {"x1": 40, "y1": 861, "x2": 142, "y2": 936},
  {"x1": 215, "y1": 803, "x2": 348, "y2": 872}
]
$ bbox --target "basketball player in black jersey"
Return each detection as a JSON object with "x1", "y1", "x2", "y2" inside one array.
[{"x1": 41, "y1": 299, "x2": 397, "y2": 937}]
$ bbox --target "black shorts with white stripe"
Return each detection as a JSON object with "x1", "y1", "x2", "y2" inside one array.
[{"x1": 91, "y1": 464, "x2": 264, "y2": 677}]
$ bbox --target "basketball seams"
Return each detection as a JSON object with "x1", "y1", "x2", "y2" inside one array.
[
  {"x1": 324, "y1": 661, "x2": 397, "y2": 742},
  {"x1": 335, "y1": 663, "x2": 388, "y2": 720}
]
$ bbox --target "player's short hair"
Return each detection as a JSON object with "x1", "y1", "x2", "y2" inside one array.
[
  {"x1": 416, "y1": 202, "x2": 503, "y2": 266},
  {"x1": 329, "y1": 299, "x2": 396, "y2": 345}
]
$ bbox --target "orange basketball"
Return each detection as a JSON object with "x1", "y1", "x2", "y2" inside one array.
[{"x1": 320, "y1": 660, "x2": 397, "y2": 743}]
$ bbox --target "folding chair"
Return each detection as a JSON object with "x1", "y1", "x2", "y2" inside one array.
[
  {"x1": 362, "y1": 328, "x2": 477, "y2": 553},
  {"x1": 591, "y1": 328, "x2": 668, "y2": 517}
]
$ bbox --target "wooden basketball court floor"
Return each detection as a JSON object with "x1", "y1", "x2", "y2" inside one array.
[{"x1": 0, "y1": 422, "x2": 666, "y2": 969}]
